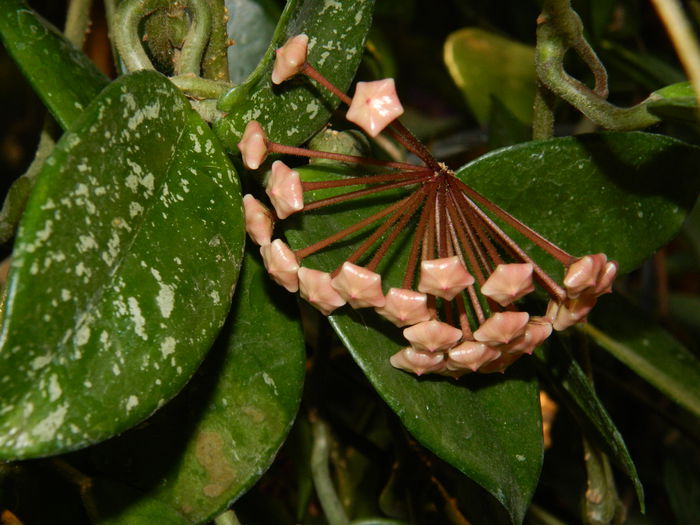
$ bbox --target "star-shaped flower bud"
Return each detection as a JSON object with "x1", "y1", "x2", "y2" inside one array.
[
  {"x1": 502, "y1": 317, "x2": 552, "y2": 355},
  {"x1": 375, "y1": 288, "x2": 432, "y2": 327},
  {"x1": 480, "y1": 263, "x2": 534, "y2": 306},
  {"x1": 478, "y1": 351, "x2": 522, "y2": 374},
  {"x1": 417, "y1": 256, "x2": 475, "y2": 301},
  {"x1": 403, "y1": 319, "x2": 462, "y2": 352},
  {"x1": 390, "y1": 346, "x2": 446, "y2": 376},
  {"x1": 446, "y1": 340, "x2": 501, "y2": 373},
  {"x1": 266, "y1": 160, "x2": 304, "y2": 219},
  {"x1": 331, "y1": 262, "x2": 386, "y2": 308},
  {"x1": 243, "y1": 194, "x2": 274, "y2": 246},
  {"x1": 473, "y1": 311, "x2": 530, "y2": 346},
  {"x1": 298, "y1": 267, "x2": 346, "y2": 315},
  {"x1": 345, "y1": 79, "x2": 404, "y2": 137},
  {"x1": 550, "y1": 294, "x2": 598, "y2": 331},
  {"x1": 563, "y1": 253, "x2": 608, "y2": 298},
  {"x1": 260, "y1": 239, "x2": 300, "y2": 292},
  {"x1": 271, "y1": 34, "x2": 309, "y2": 85},
  {"x1": 594, "y1": 260, "x2": 618, "y2": 295},
  {"x1": 238, "y1": 121, "x2": 268, "y2": 170}
]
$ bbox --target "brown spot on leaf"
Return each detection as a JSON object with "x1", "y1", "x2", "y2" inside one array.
[{"x1": 194, "y1": 431, "x2": 236, "y2": 498}]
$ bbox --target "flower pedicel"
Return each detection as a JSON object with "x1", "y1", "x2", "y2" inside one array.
[{"x1": 238, "y1": 34, "x2": 618, "y2": 378}]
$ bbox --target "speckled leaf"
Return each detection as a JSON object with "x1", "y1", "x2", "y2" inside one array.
[
  {"x1": 214, "y1": 0, "x2": 375, "y2": 148},
  {"x1": 87, "y1": 250, "x2": 305, "y2": 524},
  {"x1": 583, "y1": 294, "x2": 700, "y2": 419},
  {"x1": 226, "y1": 0, "x2": 280, "y2": 84},
  {"x1": 535, "y1": 337, "x2": 643, "y2": 509},
  {"x1": 444, "y1": 28, "x2": 535, "y2": 126},
  {"x1": 0, "y1": 70, "x2": 244, "y2": 459},
  {"x1": 0, "y1": 0, "x2": 109, "y2": 130},
  {"x1": 457, "y1": 132, "x2": 700, "y2": 277},
  {"x1": 284, "y1": 166, "x2": 542, "y2": 525}
]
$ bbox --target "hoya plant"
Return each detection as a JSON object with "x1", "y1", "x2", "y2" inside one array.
[{"x1": 1, "y1": 0, "x2": 700, "y2": 524}]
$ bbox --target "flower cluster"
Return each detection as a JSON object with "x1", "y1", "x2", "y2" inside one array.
[{"x1": 238, "y1": 35, "x2": 618, "y2": 378}]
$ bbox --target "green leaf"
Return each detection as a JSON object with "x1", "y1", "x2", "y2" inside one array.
[
  {"x1": 0, "y1": 0, "x2": 109, "y2": 130},
  {"x1": 534, "y1": 339, "x2": 644, "y2": 509},
  {"x1": 225, "y1": 0, "x2": 281, "y2": 84},
  {"x1": 444, "y1": 28, "x2": 535, "y2": 127},
  {"x1": 214, "y1": 0, "x2": 375, "y2": 148},
  {"x1": 583, "y1": 294, "x2": 700, "y2": 419},
  {"x1": 284, "y1": 165, "x2": 543, "y2": 525},
  {"x1": 88, "y1": 250, "x2": 305, "y2": 524},
  {"x1": 647, "y1": 81, "x2": 699, "y2": 123},
  {"x1": 331, "y1": 315, "x2": 542, "y2": 525},
  {"x1": 457, "y1": 132, "x2": 700, "y2": 276},
  {"x1": 89, "y1": 478, "x2": 192, "y2": 525},
  {"x1": 0, "y1": 70, "x2": 244, "y2": 459}
]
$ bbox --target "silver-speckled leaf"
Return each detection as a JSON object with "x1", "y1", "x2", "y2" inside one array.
[
  {"x1": 215, "y1": 0, "x2": 375, "y2": 148},
  {"x1": 0, "y1": 71, "x2": 244, "y2": 459}
]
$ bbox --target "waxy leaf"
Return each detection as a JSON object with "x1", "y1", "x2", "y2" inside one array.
[
  {"x1": 0, "y1": 0, "x2": 108, "y2": 130},
  {"x1": 647, "y1": 81, "x2": 699, "y2": 123},
  {"x1": 214, "y1": 0, "x2": 375, "y2": 148},
  {"x1": 584, "y1": 294, "x2": 700, "y2": 419},
  {"x1": 0, "y1": 71, "x2": 244, "y2": 459},
  {"x1": 90, "y1": 478, "x2": 192, "y2": 525},
  {"x1": 88, "y1": 251, "x2": 305, "y2": 524},
  {"x1": 458, "y1": 132, "x2": 700, "y2": 277},
  {"x1": 285, "y1": 167, "x2": 542, "y2": 525},
  {"x1": 278, "y1": 131, "x2": 698, "y2": 521},
  {"x1": 535, "y1": 339, "x2": 644, "y2": 509},
  {"x1": 444, "y1": 28, "x2": 535, "y2": 126},
  {"x1": 226, "y1": 0, "x2": 280, "y2": 84}
]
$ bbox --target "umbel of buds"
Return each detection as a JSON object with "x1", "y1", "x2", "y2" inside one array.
[{"x1": 238, "y1": 35, "x2": 618, "y2": 378}]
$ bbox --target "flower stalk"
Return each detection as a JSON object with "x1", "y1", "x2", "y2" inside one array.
[{"x1": 240, "y1": 35, "x2": 619, "y2": 378}]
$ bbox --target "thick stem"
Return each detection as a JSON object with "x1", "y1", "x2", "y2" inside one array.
[
  {"x1": 535, "y1": 13, "x2": 660, "y2": 130},
  {"x1": 310, "y1": 418, "x2": 350, "y2": 525},
  {"x1": 175, "y1": 0, "x2": 212, "y2": 76},
  {"x1": 64, "y1": 0, "x2": 93, "y2": 48},
  {"x1": 533, "y1": 82, "x2": 557, "y2": 140}
]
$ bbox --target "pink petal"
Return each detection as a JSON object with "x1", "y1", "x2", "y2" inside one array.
[
  {"x1": 389, "y1": 346, "x2": 446, "y2": 376},
  {"x1": 260, "y1": 239, "x2": 299, "y2": 292},
  {"x1": 237, "y1": 121, "x2": 268, "y2": 170},
  {"x1": 473, "y1": 311, "x2": 529, "y2": 345},
  {"x1": 403, "y1": 319, "x2": 462, "y2": 352},
  {"x1": 243, "y1": 194, "x2": 274, "y2": 246},
  {"x1": 331, "y1": 262, "x2": 385, "y2": 308},
  {"x1": 446, "y1": 340, "x2": 501, "y2": 372},
  {"x1": 417, "y1": 256, "x2": 475, "y2": 301},
  {"x1": 298, "y1": 267, "x2": 346, "y2": 315},
  {"x1": 266, "y1": 160, "x2": 304, "y2": 219},
  {"x1": 271, "y1": 34, "x2": 309, "y2": 84},
  {"x1": 503, "y1": 317, "x2": 552, "y2": 355},
  {"x1": 477, "y1": 351, "x2": 522, "y2": 374},
  {"x1": 563, "y1": 254, "x2": 607, "y2": 298},
  {"x1": 552, "y1": 294, "x2": 597, "y2": 331},
  {"x1": 375, "y1": 288, "x2": 432, "y2": 327},
  {"x1": 345, "y1": 79, "x2": 404, "y2": 137},
  {"x1": 593, "y1": 260, "x2": 618, "y2": 295},
  {"x1": 480, "y1": 263, "x2": 535, "y2": 306}
]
